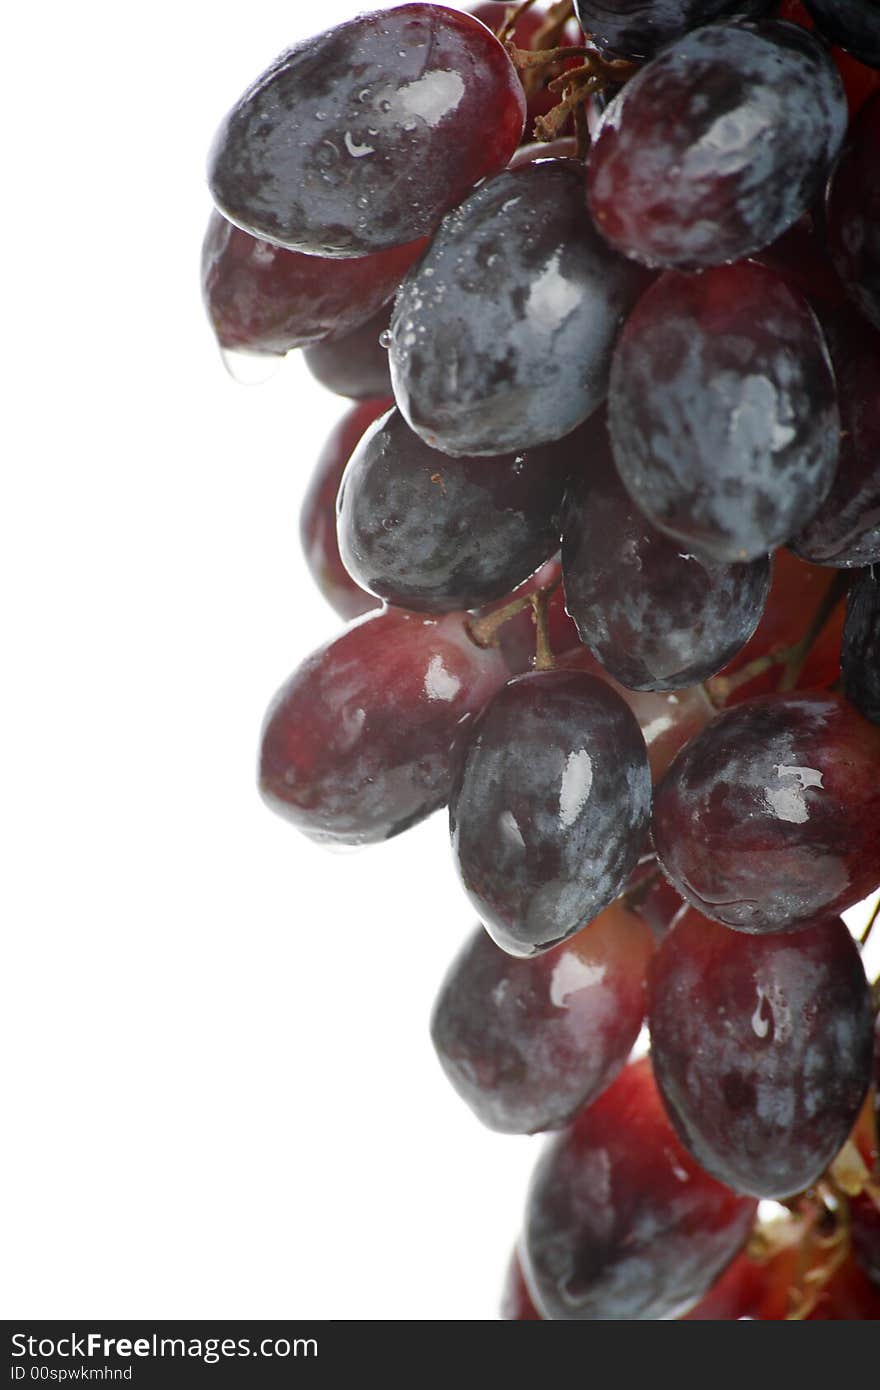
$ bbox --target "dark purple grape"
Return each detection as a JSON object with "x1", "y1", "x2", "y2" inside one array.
[
  {"x1": 431, "y1": 901, "x2": 653, "y2": 1133},
  {"x1": 841, "y1": 569, "x2": 880, "y2": 724},
  {"x1": 449, "y1": 670, "x2": 651, "y2": 956},
  {"x1": 300, "y1": 401, "x2": 389, "y2": 620},
  {"x1": 791, "y1": 307, "x2": 880, "y2": 567},
  {"x1": 827, "y1": 93, "x2": 880, "y2": 332},
  {"x1": 804, "y1": 1, "x2": 880, "y2": 68},
  {"x1": 336, "y1": 407, "x2": 572, "y2": 612},
  {"x1": 652, "y1": 692, "x2": 880, "y2": 933},
  {"x1": 522, "y1": 1058, "x2": 757, "y2": 1320},
  {"x1": 561, "y1": 421, "x2": 771, "y2": 689},
  {"x1": 201, "y1": 210, "x2": 424, "y2": 356},
  {"x1": 649, "y1": 909, "x2": 874, "y2": 1198},
  {"x1": 573, "y1": 1, "x2": 774, "y2": 61},
  {"x1": 587, "y1": 22, "x2": 847, "y2": 270},
  {"x1": 303, "y1": 306, "x2": 392, "y2": 400},
  {"x1": 389, "y1": 159, "x2": 648, "y2": 456},
  {"x1": 207, "y1": 5, "x2": 525, "y2": 256},
  {"x1": 259, "y1": 608, "x2": 509, "y2": 845},
  {"x1": 609, "y1": 262, "x2": 839, "y2": 563}
]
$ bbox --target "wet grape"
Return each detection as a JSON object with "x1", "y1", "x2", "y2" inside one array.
[
  {"x1": 208, "y1": 4, "x2": 525, "y2": 256},
  {"x1": 450, "y1": 670, "x2": 652, "y2": 956},
  {"x1": 303, "y1": 306, "x2": 392, "y2": 400},
  {"x1": 649, "y1": 909, "x2": 874, "y2": 1198},
  {"x1": 573, "y1": 1, "x2": 774, "y2": 61}
]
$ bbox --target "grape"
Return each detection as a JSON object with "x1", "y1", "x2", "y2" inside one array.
[
  {"x1": 572, "y1": 1, "x2": 774, "y2": 61},
  {"x1": 300, "y1": 401, "x2": 389, "y2": 620},
  {"x1": 303, "y1": 306, "x2": 392, "y2": 400},
  {"x1": 626, "y1": 861, "x2": 688, "y2": 942},
  {"x1": 259, "y1": 607, "x2": 509, "y2": 845},
  {"x1": 609, "y1": 262, "x2": 840, "y2": 563},
  {"x1": 841, "y1": 569, "x2": 880, "y2": 724},
  {"x1": 522, "y1": 1058, "x2": 757, "y2": 1320},
  {"x1": 207, "y1": 5, "x2": 525, "y2": 257},
  {"x1": 562, "y1": 419, "x2": 771, "y2": 690},
  {"x1": 201, "y1": 210, "x2": 423, "y2": 356},
  {"x1": 852, "y1": 1191, "x2": 880, "y2": 1287},
  {"x1": 449, "y1": 671, "x2": 652, "y2": 956},
  {"x1": 791, "y1": 308, "x2": 880, "y2": 568},
  {"x1": 803, "y1": 1, "x2": 880, "y2": 69},
  {"x1": 336, "y1": 407, "x2": 569, "y2": 612},
  {"x1": 430, "y1": 900, "x2": 653, "y2": 1133},
  {"x1": 389, "y1": 158, "x2": 648, "y2": 456},
  {"x1": 649, "y1": 910, "x2": 874, "y2": 1198},
  {"x1": 587, "y1": 21, "x2": 847, "y2": 270},
  {"x1": 558, "y1": 643, "x2": 716, "y2": 781},
  {"x1": 752, "y1": 215, "x2": 846, "y2": 314},
  {"x1": 827, "y1": 93, "x2": 880, "y2": 333},
  {"x1": 652, "y1": 692, "x2": 880, "y2": 932},
  {"x1": 500, "y1": 1249, "x2": 541, "y2": 1320}
]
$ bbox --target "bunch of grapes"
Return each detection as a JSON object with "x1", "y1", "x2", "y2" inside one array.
[{"x1": 202, "y1": 0, "x2": 880, "y2": 1319}]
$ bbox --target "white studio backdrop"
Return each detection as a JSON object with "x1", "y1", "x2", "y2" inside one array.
[{"x1": 2, "y1": 0, "x2": 878, "y2": 1321}]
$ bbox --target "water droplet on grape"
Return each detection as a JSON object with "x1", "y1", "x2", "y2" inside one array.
[
  {"x1": 220, "y1": 346, "x2": 283, "y2": 385},
  {"x1": 379, "y1": 328, "x2": 393, "y2": 351}
]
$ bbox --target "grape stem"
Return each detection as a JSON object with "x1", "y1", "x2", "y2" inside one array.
[
  {"x1": 860, "y1": 895, "x2": 880, "y2": 948},
  {"x1": 531, "y1": 589, "x2": 555, "y2": 670},
  {"x1": 495, "y1": 0, "x2": 541, "y2": 44},
  {"x1": 466, "y1": 575, "x2": 562, "y2": 650},
  {"x1": 704, "y1": 572, "x2": 851, "y2": 707}
]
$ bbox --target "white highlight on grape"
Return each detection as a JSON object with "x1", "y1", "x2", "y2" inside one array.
[
  {"x1": 423, "y1": 654, "x2": 461, "y2": 702},
  {"x1": 558, "y1": 750, "x2": 594, "y2": 827},
  {"x1": 763, "y1": 764, "x2": 823, "y2": 824},
  {"x1": 550, "y1": 953, "x2": 606, "y2": 1009}
]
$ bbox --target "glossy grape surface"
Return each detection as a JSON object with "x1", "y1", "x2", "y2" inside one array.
[
  {"x1": 827, "y1": 93, "x2": 880, "y2": 333},
  {"x1": 522, "y1": 1058, "x2": 757, "y2": 1320},
  {"x1": 804, "y1": 1, "x2": 880, "y2": 68},
  {"x1": 562, "y1": 422, "x2": 771, "y2": 689},
  {"x1": 390, "y1": 159, "x2": 647, "y2": 456},
  {"x1": 649, "y1": 910, "x2": 874, "y2": 1198},
  {"x1": 450, "y1": 671, "x2": 652, "y2": 956},
  {"x1": 653, "y1": 692, "x2": 880, "y2": 932},
  {"x1": 431, "y1": 901, "x2": 653, "y2": 1133},
  {"x1": 587, "y1": 22, "x2": 847, "y2": 270},
  {"x1": 841, "y1": 570, "x2": 880, "y2": 724},
  {"x1": 573, "y1": 1, "x2": 773, "y2": 61},
  {"x1": 336, "y1": 407, "x2": 569, "y2": 612},
  {"x1": 303, "y1": 306, "x2": 392, "y2": 400},
  {"x1": 300, "y1": 401, "x2": 389, "y2": 619},
  {"x1": 207, "y1": 4, "x2": 525, "y2": 256},
  {"x1": 201, "y1": 210, "x2": 423, "y2": 356},
  {"x1": 259, "y1": 608, "x2": 509, "y2": 845},
  {"x1": 609, "y1": 263, "x2": 839, "y2": 563},
  {"x1": 792, "y1": 308, "x2": 880, "y2": 567}
]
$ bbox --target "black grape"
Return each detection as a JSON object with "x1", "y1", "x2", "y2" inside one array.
[
  {"x1": 336, "y1": 407, "x2": 573, "y2": 612},
  {"x1": 804, "y1": 1, "x2": 880, "y2": 69},
  {"x1": 449, "y1": 670, "x2": 652, "y2": 957},
  {"x1": 561, "y1": 419, "x2": 771, "y2": 689},
  {"x1": 389, "y1": 159, "x2": 647, "y2": 456},
  {"x1": 609, "y1": 262, "x2": 839, "y2": 563}
]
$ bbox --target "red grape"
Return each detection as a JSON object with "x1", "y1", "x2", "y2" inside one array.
[
  {"x1": 431, "y1": 900, "x2": 653, "y2": 1133},
  {"x1": 827, "y1": 92, "x2": 880, "y2": 333},
  {"x1": 653, "y1": 692, "x2": 880, "y2": 933},
  {"x1": 259, "y1": 607, "x2": 509, "y2": 845},
  {"x1": 201, "y1": 210, "x2": 424, "y2": 356},
  {"x1": 649, "y1": 909, "x2": 874, "y2": 1197},
  {"x1": 303, "y1": 305, "x2": 392, "y2": 401},
  {"x1": 500, "y1": 1249, "x2": 541, "y2": 1320},
  {"x1": 522, "y1": 1057, "x2": 757, "y2": 1320}
]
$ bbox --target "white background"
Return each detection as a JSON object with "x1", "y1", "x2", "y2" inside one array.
[{"x1": 2, "y1": 0, "x2": 878, "y2": 1322}]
